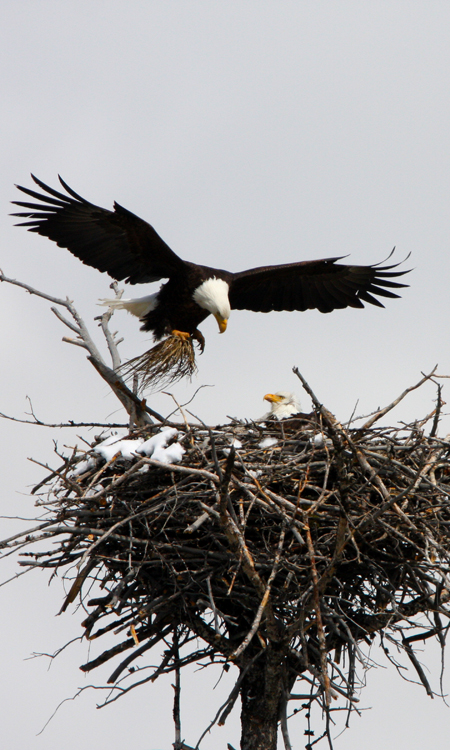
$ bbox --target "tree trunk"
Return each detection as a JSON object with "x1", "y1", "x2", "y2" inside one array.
[{"x1": 239, "y1": 648, "x2": 285, "y2": 750}]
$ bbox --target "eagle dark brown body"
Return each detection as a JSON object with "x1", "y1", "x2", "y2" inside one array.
[{"x1": 142, "y1": 264, "x2": 231, "y2": 340}]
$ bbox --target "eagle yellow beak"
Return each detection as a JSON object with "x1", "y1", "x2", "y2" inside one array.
[
  {"x1": 214, "y1": 315, "x2": 228, "y2": 333},
  {"x1": 264, "y1": 393, "x2": 284, "y2": 404}
]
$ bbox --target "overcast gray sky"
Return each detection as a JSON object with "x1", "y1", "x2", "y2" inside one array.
[{"x1": 1, "y1": 2, "x2": 450, "y2": 748}]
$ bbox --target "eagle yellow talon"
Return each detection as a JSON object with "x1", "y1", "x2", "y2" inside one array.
[{"x1": 171, "y1": 330, "x2": 191, "y2": 342}]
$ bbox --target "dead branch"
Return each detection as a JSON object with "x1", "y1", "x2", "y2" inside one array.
[{"x1": 0, "y1": 270, "x2": 164, "y2": 426}]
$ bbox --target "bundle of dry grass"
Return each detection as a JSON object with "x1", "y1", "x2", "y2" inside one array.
[
  {"x1": 3, "y1": 370, "x2": 450, "y2": 746},
  {"x1": 120, "y1": 334, "x2": 198, "y2": 391}
]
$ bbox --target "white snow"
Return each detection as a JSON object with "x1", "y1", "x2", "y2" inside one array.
[
  {"x1": 137, "y1": 427, "x2": 185, "y2": 465},
  {"x1": 137, "y1": 428, "x2": 179, "y2": 457},
  {"x1": 94, "y1": 435, "x2": 144, "y2": 462},
  {"x1": 77, "y1": 428, "x2": 186, "y2": 470},
  {"x1": 258, "y1": 437, "x2": 278, "y2": 449},
  {"x1": 153, "y1": 442, "x2": 185, "y2": 464},
  {"x1": 223, "y1": 438, "x2": 242, "y2": 456},
  {"x1": 70, "y1": 457, "x2": 97, "y2": 477},
  {"x1": 310, "y1": 433, "x2": 333, "y2": 448}
]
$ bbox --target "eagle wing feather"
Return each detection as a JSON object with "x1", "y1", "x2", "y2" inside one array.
[
  {"x1": 12, "y1": 175, "x2": 186, "y2": 284},
  {"x1": 228, "y1": 257, "x2": 409, "y2": 314}
]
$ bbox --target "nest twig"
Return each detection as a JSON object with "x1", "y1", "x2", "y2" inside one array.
[{"x1": 120, "y1": 335, "x2": 198, "y2": 391}]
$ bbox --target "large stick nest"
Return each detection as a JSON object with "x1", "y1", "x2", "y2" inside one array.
[{"x1": 4, "y1": 374, "x2": 450, "y2": 737}]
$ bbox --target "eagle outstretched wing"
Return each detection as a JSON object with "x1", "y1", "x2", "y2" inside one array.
[
  {"x1": 12, "y1": 176, "x2": 410, "y2": 315},
  {"x1": 12, "y1": 175, "x2": 186, "y2": 284},
  {"x1": 228, "y1": 256, "x2": 409, "y2": 314}
]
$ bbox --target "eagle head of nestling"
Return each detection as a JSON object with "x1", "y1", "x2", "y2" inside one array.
[{"x1": 192, "y1": 277, "x2": 231, "y2": 333}]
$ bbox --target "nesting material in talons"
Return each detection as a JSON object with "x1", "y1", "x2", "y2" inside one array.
[{"x1": 120, "y1": 334, "x2": 198, "y2": 392}]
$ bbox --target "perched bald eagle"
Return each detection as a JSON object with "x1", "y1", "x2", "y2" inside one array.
[
  {"x1": 260, "y1": 391, "x2": 320, "y2": 433},
  {"x1": 12, "y1": 176, "x2": 409, "y2": 351},
  {"x1": 262, "y1": 392, "x2": 302, "y2": 420}
]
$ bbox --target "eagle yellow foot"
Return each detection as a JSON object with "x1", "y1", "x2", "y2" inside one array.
[{"x1": 171, "y1": 330, "x2": 191, "y2": 342}]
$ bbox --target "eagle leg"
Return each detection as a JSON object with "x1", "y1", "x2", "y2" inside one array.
[
  {"x1": 191, "y1": 329, "x2": 205, "y2": 353},
  {"x1": 171, "y1": 328, "x2": 205, "y2": 353},
  {"x1": 171, "y1": 329, "x2": 191, "y2": 342}
]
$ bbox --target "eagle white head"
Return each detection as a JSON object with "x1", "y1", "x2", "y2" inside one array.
[
  {"x1": 262, "y1": 391, "x2": 302, "y2": 420},
  {"x1": 192, "y1": 277, "x2": 231, "y2": 333}
]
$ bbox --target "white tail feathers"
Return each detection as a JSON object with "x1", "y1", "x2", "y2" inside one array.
[{"x1": 98, "y1": 293, "x2": 159, "y2": 318}]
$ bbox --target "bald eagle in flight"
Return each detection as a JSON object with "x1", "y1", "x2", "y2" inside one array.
[{"x1": 12, "y1": 176, "x2": 409, "y2": 351}]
